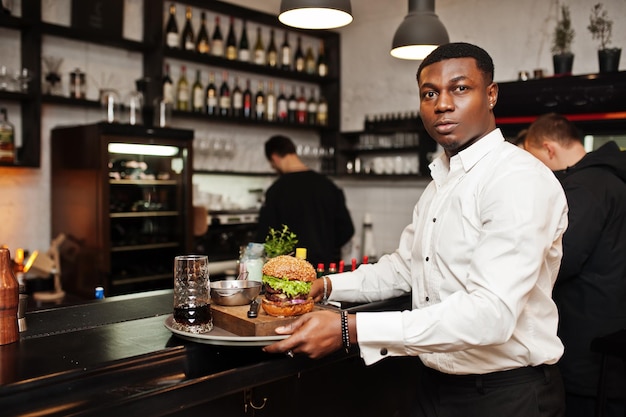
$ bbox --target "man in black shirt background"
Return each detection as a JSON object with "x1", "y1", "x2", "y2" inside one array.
[{"x1": 256, "y1": 135, "x2": 354, "y2": 267}]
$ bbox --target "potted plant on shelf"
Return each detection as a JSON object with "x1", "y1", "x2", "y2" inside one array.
[
  {"x1": 551, "y1": 4, "x2": 575, "y2": 76},
  {"x1": 587, "y1": 3, "x2": 621, "y2": 73}
]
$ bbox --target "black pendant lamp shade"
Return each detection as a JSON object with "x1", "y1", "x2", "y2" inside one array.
[
  {"x1": 279, "y1": 0, "x2": 353, "y2": 29},
  {"x1": 391, "y1": 0, "x2": 449, "y2": 60}
]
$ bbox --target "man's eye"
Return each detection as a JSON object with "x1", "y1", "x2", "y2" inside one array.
[
  {"x1": 455, "y1": 85, "x2": 468, "y2": 92},
  {"x1": 423, "y1": 91, "x2": 436, "y2": 99}
]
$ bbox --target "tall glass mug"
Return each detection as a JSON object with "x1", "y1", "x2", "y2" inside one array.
[{"x1": 172, "y1": 255, "x2": 213, "y2": 333}]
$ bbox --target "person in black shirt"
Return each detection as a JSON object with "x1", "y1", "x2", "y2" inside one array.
[{"x1": 256, "y1": 135, "x2": 354, "y2": 267}]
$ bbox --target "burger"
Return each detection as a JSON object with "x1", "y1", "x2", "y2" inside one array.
[{"x1": 261, "y1": 255, "x2": 316, "y2": 317}]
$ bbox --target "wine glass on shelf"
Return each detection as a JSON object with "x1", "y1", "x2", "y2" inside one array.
[{"x1": 13, "y1": 67, "x2": 32, "y2": 93}]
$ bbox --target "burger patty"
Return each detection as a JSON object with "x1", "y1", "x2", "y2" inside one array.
[{"x1": 264, "y1": 284, "x2": 309, "y2": 302}]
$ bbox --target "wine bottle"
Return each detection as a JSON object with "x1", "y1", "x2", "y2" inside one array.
[
  {"x1": 196, "y1": 11, "x2": 210, "y2": 54},
  {"x1": 225, "y1": 16, "x2": 237, "y2": 60},
  {"x1": 164, "y1": 3, "x2": 179, "y2": 48},
  {"x1": 307, "y1": 88, "x2": 317, "y2": 125},
  {"x1": 192, "y1": 69, "x2": 204, "y2": 112},
  {"x1": 162, "y1": 63, "x2": 174, "y2": 103},
  {"x1": 219, "y1": 71, "x2": 230, "y2": 117},
  {"x1": 317, "y1": 94, "x2": 328, "y2": 126},
  {"x1": 287, "y1": 85, "x2": 297, "y2": 123},
  {"x1": 266, "y1": 80, "x2": 276, "y2": 122},
  {"x1": 317, "y1": 40, "x2": 328, "y2": 77},
  {"x1": 0, "y1": 247, "x2": 19, "y2": 345},
  {"x1": 253, "y1": 27, "x2": 265, "y2": 65},
  {"x1": 180, "y1": 6, "x2": 195, "y2": 51},
  {"x1": 280, "y1": 31, "x2": 291, "y2": 70},
  {"x1": 297, "y1": 86, "x2": 307, "y2": 124},
  {"x1": 294, "y1": 36, "x2": 305, "y2": 72},
  {"x1": 238, "y1": 20, "x2": 250, "y2": 62},
  {"x1": 176, "y1": 65, "x2": 189, "y2": 111},
  {"x1": 242, "y1": 79, "x2": 253, "y2": 119},
  {"x1": 0, "y1": 107, "x2": 15, "y2": 163},
  {"x1": 276, "y1": 83, "x2": 288, "y2": 122},
  {"x1": 231, "y1": 76, "x2": 243, "y2": 117},
  {"x1": 205, "y1": 71, "x2": 218, "y2": 115},
  {"x1": 254, "y1": 81, "x2": 266, "y2": 120},
  {"x1": 211, "y1": 16, "x2": 224, "y2": 57},
  {"x1": 305, "y1": 46, "x2": 316, "y2": 74},
  {"x1": 266, "y1": 29, "x2": 277, "y2": 68}
]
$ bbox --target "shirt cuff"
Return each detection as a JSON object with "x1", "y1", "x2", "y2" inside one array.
[{"x1": 356, "y1": 311, "x2": 406, "y2": 365}]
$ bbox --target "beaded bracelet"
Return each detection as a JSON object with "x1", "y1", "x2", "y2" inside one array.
[
  {"x1": 322, "y1": 276, "x2": 329, "y2": 304},
  {"x1": 340, "y1": 310, "x2": 350, "y2": 354}
]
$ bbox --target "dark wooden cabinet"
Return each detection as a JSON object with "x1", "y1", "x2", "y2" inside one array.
[{"x1": 51, "y1": 123, "x2": 194, "y2": 298}]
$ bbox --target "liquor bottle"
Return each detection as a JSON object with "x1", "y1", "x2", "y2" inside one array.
[
  {"x1": 0, "y1": 108, "x2": 15, "y2": 163},
  {"x1": 307, "y1": 88, "x2": 317, "y2": 125},
  {"x1": 305, "y1": 46, "x2": 316, "y2": 74},
  {"x1": 218, "y1": 71, "x2": 230, "y2": 117},
  {"x1": 296, "y1": 87, "x2": 307, "y2": 124},
  {"x1": 316, "y1": 263, "x2": 325, "y2": 278},
  {"x1": 276, "y1": 83, "x2": 288, "y2": 122},
  {"x1": 242, "y1": 79, "x2": 253, "y2": 119},
  {"x1": 162, "y1": 64, "x2": 174, "y2": 103},
  {"x1": 328, "y1": 263, "x2": 337, "y2": 274},
  {"x1": 266, "y1": 80, "x2": 276, "y2": 122},
  {"x1": 176, "y1": 65, "x2": 189, "y2": 111},
  {"x1": 317, "y1": 40, "x2": 328, "y2": 77},
  {"x1": 266, "y1": 29, "x2": 277, "y2": 68},
  {"x1": 196, "y1": 11, "x2": 210, "y2": 54},
  {"x1": 280, "y1": 31, "x2": 291, "y2": 70},
  {"x1": 238, "y1": 20, "x2": 250, "y2": 62},
  {"x1": 231, "y1": 76, "x2": 243, "y2": 117},
  {"x1": 294, "y1": 36, "x2": 305, "y2": 72},
  {"x1": 192, "y1": 69, "x2": 204, "y2": 112},
  {"x1": 225, "y1": 16, "x2": 237, "y2": 60},
  {"x1": 205, "y1": 71, "x2": 218, "y2": 115},
  {"x1": 180, "y1": 6, "x2": 195, "y2": 51},
  {"x1": 0, "y1": 108, "x2": 15, "y2": 164},
  {"x1": 253, "y1": 27, "x2": 265, "y2": 65},
  {"x1": 254, "y1": 81, "x2": 265, "y2": 120},
  {"x1": 0, "y1": 247, "x2": 19, "y2": 345},
  {"x1": 211, "y1": 16, "x2": 224, "y2": 57},
  {"x1": 317, "y1": 94, "x2": 328, "y2": 126},
  {"x1": 287, "y1": 85, "x2": 298, "y2": 123},
  {"x1": 164, "y1": 3, "x2": 179, "y2": 48}
]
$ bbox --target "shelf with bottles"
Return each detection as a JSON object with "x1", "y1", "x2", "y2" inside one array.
[{"x1": 39, "y1": 22, "x2": 147, "y2": 52}]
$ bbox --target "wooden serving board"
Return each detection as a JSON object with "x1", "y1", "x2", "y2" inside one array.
[{"x1": 211, "y1": 297, "x2": 323, "y2": 337}]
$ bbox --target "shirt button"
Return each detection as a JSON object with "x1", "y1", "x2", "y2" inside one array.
[
  {"x1": 380, "y1": 348, "x2": 388, "y2": 356},
  {"x1": 425, "y1": 296, "x2": 429, "y2": 302},
  {"x1": 432, "y1": 218, "x2": 436, "y2": 222},
  {"x1": 425, "y1": 257, "x2": 429, "y2": 262}
]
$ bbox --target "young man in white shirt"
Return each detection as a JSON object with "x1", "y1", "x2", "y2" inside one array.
[{"x1": 264, "y1": 42, "x2": 568, "y2": 417}]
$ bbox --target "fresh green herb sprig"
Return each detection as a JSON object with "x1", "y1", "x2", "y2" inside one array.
[{"x1": 264, "y1": 225, "x2": 298, "y2": 258}]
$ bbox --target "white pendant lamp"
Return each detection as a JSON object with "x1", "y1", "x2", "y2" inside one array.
[
  {"x1": 279, "y1": 0, "x2": 353, "y2": 30},
  {"x1": 390, "y1": 0, "x2": 449, "y2": 60}
]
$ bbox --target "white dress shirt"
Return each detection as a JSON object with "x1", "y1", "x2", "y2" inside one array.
[{"x1": 330, "y1": 129, "x2": 568, "y2": 373}]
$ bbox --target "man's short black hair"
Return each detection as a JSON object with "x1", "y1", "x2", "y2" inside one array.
[
  {"x1": 265, "y1": 135, "x2": 297, "y2": 160},
  {"x1": 416, "y1": 42, "x2": 495, "y2": 84}
]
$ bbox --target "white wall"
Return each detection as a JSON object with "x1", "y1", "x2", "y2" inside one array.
[{"x1": 1, "y1": 0, "x2": 625, "y2": 259}]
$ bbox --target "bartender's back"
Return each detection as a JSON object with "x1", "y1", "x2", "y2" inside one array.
[{"x1": 256, "y1": 135, "x2": 354, "y2": 267}]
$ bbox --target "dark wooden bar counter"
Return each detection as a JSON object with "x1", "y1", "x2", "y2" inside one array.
[{"x1": 0, "y1": 290, "x2": 419, "y2": 417}]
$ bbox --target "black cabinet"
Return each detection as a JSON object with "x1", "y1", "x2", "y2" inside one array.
[{"x1": 50, "y1": 123, "x2": 194, "y2": 298}]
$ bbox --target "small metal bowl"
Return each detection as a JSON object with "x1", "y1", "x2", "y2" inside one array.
[{"x1": 210, "y1": 280, "x2": 262, "y2": 306}]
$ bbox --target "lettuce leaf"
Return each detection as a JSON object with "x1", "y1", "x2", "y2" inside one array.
[{"x1": 262, "y1": 274, "x2": 311, "y2": 298}]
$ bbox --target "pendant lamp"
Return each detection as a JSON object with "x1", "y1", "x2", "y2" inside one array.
[
  {"x1": 390, "y1": 0, "x2": 449, "y2": 60},
  {"x1": 279, "y1": 0, "x2": 353, "y2": 30}
]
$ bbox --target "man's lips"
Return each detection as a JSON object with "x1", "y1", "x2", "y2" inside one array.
[{"x1": 433, "y1": 120, "x2": 458, "y2": 134}]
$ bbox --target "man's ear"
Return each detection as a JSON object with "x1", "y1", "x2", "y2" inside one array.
[{"x1": 543, "y1": 141, "x2": 557, "y2": 159}]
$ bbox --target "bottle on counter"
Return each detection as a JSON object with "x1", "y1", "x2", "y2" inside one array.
[
  {"x1": 316, "y1": 263, "x2": 325, "y2": 278},
  {"x1": 225, "y1": 16, "x2": 237, "y2": 60},
  {"x1": 180, "y1": 6, "x2": 195, "y2": 51},
  {"x1": 328, "y1": 262, "x2": 337, "y2": 274},
  {"x1": 338, "y1": 260, "x2": 345, "y2": 273},
  {"x1": 196, "y1": 11, "x2": 210, "y2": 54},
  {"x1": 164, "y1": 3, "x2": 179, "y2": 48},
  {"x1": 0, "y1": 108, "x2": 15, "y2": 164},
  {"x1": 361, "y1": 212, "x2": 377, "y2": 263},
  {"x1": 162, "y1": 63, "x2": 174, "y2": 103},
  {"x1": 295, "y1": 247, "x2": 307, "y2": 260},
  {"x1": 0, "y1": 247, "x2": 19, "y2": 345},
  {"x1": 238, "y1": 20, "x2": 250, "y2": 62},
  {"x1": 211, "y1": 16, "x2": 224, "y2": 57},
  {"x1": 95, "y1": 286, "x2": 105, "y2": 300}
]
